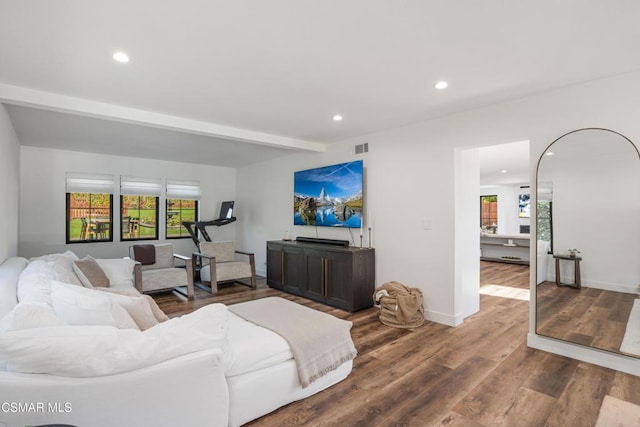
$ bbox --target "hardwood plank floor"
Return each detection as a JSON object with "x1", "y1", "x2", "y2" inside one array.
[
  {"x1": 536, "y1": 280, "x2": 637, "y2": 354},
  {"x1": 153, "y1": 262, "x2": 640, "y2": 426}
]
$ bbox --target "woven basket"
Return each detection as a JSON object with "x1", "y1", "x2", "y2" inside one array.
[{"x1": 377, "y1": 293, "x2": 424, "y2": 329}]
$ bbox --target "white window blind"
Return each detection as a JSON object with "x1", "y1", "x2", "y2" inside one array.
[
  {"x1": 120, "y1": 176, "x2": 162, "y2": 196},
  {"x1": 166, "y1": 179, "x2": 201, "y2": 199},
  {"x1": 65, "y1": 172, "x2": 115, "y2": 194}
]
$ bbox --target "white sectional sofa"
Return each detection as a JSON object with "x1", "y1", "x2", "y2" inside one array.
[{"x1": 0, "y1": 252, "x2": 354, "y2": 427}]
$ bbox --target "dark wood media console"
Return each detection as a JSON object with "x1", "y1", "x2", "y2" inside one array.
[{"x1": 266, "y1": 240, "x2": 375, "y2": 312}]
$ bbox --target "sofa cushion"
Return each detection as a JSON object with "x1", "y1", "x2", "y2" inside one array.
[
  {"x1": 50, "y1": 281, "x2": 138, "y2": 330},
  {"x1": 17, "y1": 259, "x2": 54, "y2": 305},
  {"x1": 31, "y1": 251, "x2": 84, "y2": 287},
  {"x1": 73, "y1": 256, "x2": 110, "y2": 288},
  {"x1": 0, "y1": 303, "x2": 229, "y2": 377},
  {"x1": 0, "y1": 257, "x2": 28, "y2": 319},
  {"x1": 1, "y1": 302, "x2": 67, "y2": 333}
]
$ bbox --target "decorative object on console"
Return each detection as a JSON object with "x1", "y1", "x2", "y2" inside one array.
[{"x1": 294, "y1": 160, "x2": 363, "y2": 228}]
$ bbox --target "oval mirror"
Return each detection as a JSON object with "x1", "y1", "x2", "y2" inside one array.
[{"x1": 536, "y1": 128, "x2": 640, "y2": 357}]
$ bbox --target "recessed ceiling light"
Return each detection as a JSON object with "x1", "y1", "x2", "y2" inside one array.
[
  {"x1": 333, "y1": 114, "x2": 343, "y2": 121},
  {"x1": 501, "y1": 170, "x2": 508, "y2": 174},
  {"x1": 113, "y1": 52, "x2": 130, "y2": 63},
  {"x1": 435, "y1": 81, "x2": 448, "y2": 90},
  {"x1": 546, "y1": 152, "x2": 554, "y2": 156}
]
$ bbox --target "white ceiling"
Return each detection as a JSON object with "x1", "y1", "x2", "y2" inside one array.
[
  {"x1": 479, "y1": 140, "x2": 530, "y2": 186},
  {"x1": 1, "y1": 1, "x2": 640, "y2": 168}
]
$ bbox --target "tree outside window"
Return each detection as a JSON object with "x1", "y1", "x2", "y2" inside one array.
[
  {"x1": 166, "y1": 199, "x2": 198, "y2": 239},
  {"x1": 121, "y1": 195, "x2": 158, "y2": 240},
  {"x1": 66, "y1": 193, "x2": 113, "y2": 243}
]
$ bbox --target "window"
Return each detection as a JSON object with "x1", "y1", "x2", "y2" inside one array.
[
  {"x1": 65, "y1": 173, "x2": 114, "y2": 243},
  {"x1": 166, "y1": 179, "x2": 201, "y2": 239},
  {"x1": 166, "y1": 199, "x2": 198, "y2": 238},
  {"x1": 120, "y1": 176, "x2": 161, "y2": 241},
  {"x1": 480, "y1": 195, "x2": 498, "y2": 231}
]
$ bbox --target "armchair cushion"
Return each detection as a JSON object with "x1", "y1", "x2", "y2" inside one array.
[
  {"x1": 201, "y1": 241, "x2": 235, "y2": 263},
  {"x1": 141, "y1": 268, "x2": 188, "y2": 293},
  {"x1": 201, "y1": 262, "x2": 252, "y2": 283},
  {"x1": 152, "y1": 243, "x2": 175, "y2": 269}
]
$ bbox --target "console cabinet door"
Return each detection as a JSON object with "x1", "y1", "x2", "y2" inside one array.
[
  {"x1": 266, "y1": 244, "x2": 284, "y2": 289},
  {"x1": 303, "y1": 249, "x2": 325, "y2": 300},
  {"x1": 323, "y1": 251, "x2": 352, "y2": 310},
  {"x1": 282, "y1": 246, "x2": 305, "y2": 294}
]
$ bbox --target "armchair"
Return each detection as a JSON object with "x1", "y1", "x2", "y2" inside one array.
[
  {"x1": 130, "y1": 243, "x2": 194, "y2": 298},
  {"x1": 192, "y1": 241, "x2": 256, "y2": 293}
]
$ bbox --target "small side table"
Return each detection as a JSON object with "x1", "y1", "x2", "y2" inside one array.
[{"x1": 553, "y1": 254, "x2": 582, "y2": 289}]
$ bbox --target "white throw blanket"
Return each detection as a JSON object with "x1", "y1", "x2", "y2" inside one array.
[{"x1": 229, "y1": 297, "x2": 357, "y2": 388}]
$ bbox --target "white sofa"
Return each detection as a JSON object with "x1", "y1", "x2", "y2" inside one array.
[{"x1": 0, "y1": 252, "x2": 354, "y2": 427}]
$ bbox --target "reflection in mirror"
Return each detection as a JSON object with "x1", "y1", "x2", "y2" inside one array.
[{"x1": 536, "y1": 128, "x2": 640, "y2": 357}]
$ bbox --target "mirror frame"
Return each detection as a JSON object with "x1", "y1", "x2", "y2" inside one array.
[{"x1": 534, "y1": 127, "x2": 640, "y2": 355}]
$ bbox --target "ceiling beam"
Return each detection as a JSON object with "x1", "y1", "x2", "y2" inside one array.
[{"x1": 0, "y1": 83, "x2": 326, "y2": 153}]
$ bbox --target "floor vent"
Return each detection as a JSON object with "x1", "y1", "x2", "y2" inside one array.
[{"x1": 355, "y1": 142, "x2": 369, "y2": 155}]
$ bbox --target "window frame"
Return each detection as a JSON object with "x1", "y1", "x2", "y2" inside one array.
[
  {"x1": 480, "y1": 195, "x2": 498, "y2": 229},
  {"x1": 120, "y1": 194, "x2": 160, "y2": 242},
  {"x1": 165, "y1": 198, "x2": 199, "y2": 239},
  {"x1": 66, "y1": 192, "x2": 114, "y2": 244}
]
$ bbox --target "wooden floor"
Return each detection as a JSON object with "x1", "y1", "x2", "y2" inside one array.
[
  {"x1": 537, "y1": 280, "x2": 638, "y2": 355},
  {"x1": 153, "y1": 262, "x2": 640, "y2": 426}
]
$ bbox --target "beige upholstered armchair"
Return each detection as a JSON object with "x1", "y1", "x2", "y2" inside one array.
[
  {"x1": 192, "y1": 241, "x2": 256, "y2": 293},
  {"x1": 130, "y1": 243, "x2": 194, "y2": 298}
]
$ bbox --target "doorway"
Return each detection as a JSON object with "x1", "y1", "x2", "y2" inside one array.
[{"x1": 478, "y1": 140, "x2": 531, "y2": 300}]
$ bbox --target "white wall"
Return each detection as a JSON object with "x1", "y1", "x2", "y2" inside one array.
[
  {"x1": 237, "y1": 70, "x2": 640, "y2": 338},
  {"x1": 480, "y1": 183, "x2": 531, "y2": 235},
  {"x1": 19, "y1": 147, "x2": 236, "y2": 259},
  {"x1": 0, "y1": 104, "x2": 20, "y2": 261}
]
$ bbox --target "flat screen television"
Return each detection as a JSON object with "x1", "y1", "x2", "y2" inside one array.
[{"x1": 294, "y1": 160, "x2": 363, "y2": 228}]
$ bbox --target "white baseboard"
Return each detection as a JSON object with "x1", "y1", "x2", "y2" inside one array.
[
  {"x1": 425, "y1": 309, "x2": 462, "y2": 327},
  {"x1": 582, "y1": 280, "x2": 639, "y2": 294},
  {"x1": 527, "y1": 333, "x2": 640, "y2": 377}
]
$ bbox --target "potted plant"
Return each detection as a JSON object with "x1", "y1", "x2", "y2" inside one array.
[{"x1": 567, "y1": 248, "x2": 580, "y2": 258}]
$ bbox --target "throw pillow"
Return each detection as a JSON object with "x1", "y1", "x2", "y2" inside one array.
[
  {"x1": 73, "y1": 256, "x2": 110, "y2": 288},
  {"x1": 50, "y1": 281, "x2": 138, "y2": 330},
  {"x1": 95, "y1": 258, "x2": 136, "y2": 286},
  {"x1": 98, "y1": 287, "x2": 169, "y2": 325},
  {"x1": 95, "y1": 288, "x2": 160, "y2": 330}
]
